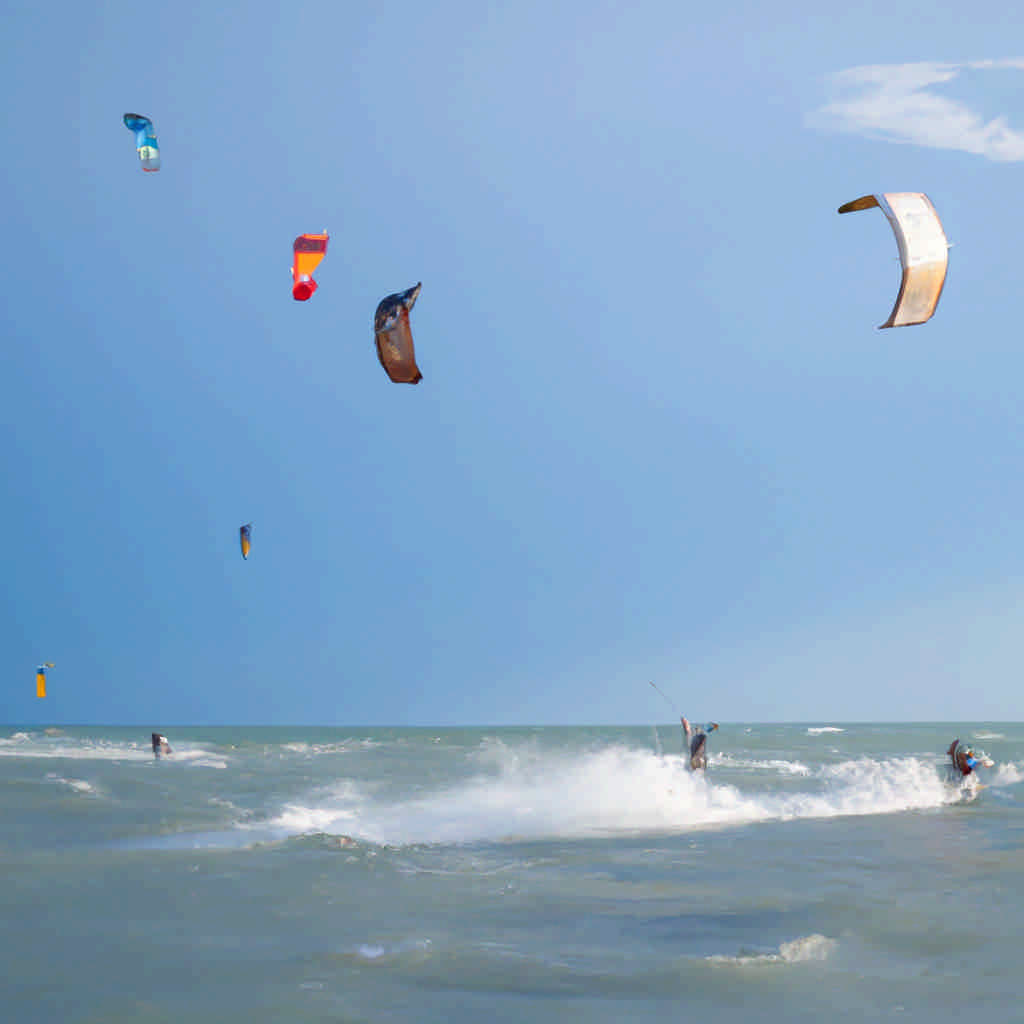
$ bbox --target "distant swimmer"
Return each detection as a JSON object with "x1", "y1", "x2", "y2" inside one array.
[
  {"x1": 151, "y1": 733, "x2": 172, "y2": 759},
  {"x1": 681, "y1": 717, "x2": 719, "y2": 771},
  {"x1": 947, "y1": 738, "x2": 992, "y2": 780}
]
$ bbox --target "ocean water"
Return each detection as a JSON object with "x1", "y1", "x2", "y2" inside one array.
[{"x1": 2, "y1": 723, "x2": 1023, "y2": 1022}]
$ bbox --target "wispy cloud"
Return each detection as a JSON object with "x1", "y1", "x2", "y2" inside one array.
[{"x1": 812, "y1": 59, "x2": 1024, "y2": 162}]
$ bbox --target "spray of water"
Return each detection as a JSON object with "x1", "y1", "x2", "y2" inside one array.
[{"x1": 266, "y1": 741, "x2": 971, "y2": 846}]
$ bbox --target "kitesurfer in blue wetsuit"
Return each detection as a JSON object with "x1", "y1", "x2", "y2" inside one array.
[{"x1": 681, "y1": 717, "x2": 719, "y2": 771}]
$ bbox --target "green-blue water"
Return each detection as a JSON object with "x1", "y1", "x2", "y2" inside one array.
[{"x1": 2, "y1": 723, "x2": 1022, "y2": 1022}]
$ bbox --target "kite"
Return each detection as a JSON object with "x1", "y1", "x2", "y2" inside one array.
[
  {"x1": 36, "y1": 662, "x2": 54, "y2": 699},
  {"x1": 239, "y1": 523, "x2": 252, "y2": 560},
  {"x1": 838, "y1": 193, "x2": 948, "y2": 328},
  {"x1": 292, "y1": 233, "x2": 329, "y2": 300},
  {"x1": 374, "y1": 283, "x2": 423, "y2": 383},
  {"x1": 123, "y1": 113, "x2": 160, "y2": 172}
]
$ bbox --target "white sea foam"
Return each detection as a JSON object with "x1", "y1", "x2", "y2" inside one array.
[
  {"x1": 0, "y1": 734, "x2": 226, "y2": 767},
  {"x1": 707, "y1": 933, "x2": 837, "y2": 966},
  {"x1": 260, "y1": 743, "x2": 963, "y2": 847},
  {"x1": 807, "y1": 727, "x2": 844, "y2": 735},
  {"x1": 0, "y1": 737, "x2": 151, "y2": 761},
  {"x1": 343, "y1": 938, "x2": 432, "y2": 963},
  {"x1": 173, "y1": 749, "x2": 229, "y2": 769},
  {"x1": 44, "y1": 772, "x2": 97, "y2": 795},
  {"x1": 714, "y1": 753, "x2": 811, "y2": 775},
  {"x1": 267, "y1": 780, "x2": 366, "y2": 836},
  {"x1": 989, "y1": 762, "x2": 1023, "y2": 786},
  {"x1": 277, "y1": 739, "x2": 379, "y2": 757}
]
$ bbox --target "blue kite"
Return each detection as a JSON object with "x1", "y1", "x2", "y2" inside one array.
[{"x1": 123, "y1": 113, "x2": 160, "y2": 172}]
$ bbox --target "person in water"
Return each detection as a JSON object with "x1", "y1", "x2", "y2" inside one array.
[
  {"x1": 151, "y1": 733, "x2": 172, "y2": 759},
  {"x1": 681, "y1": 717, "x2": 719, "y2": 771},
  {"x1": 947, "y1": 738, "x2": 982, "y2": 778}
]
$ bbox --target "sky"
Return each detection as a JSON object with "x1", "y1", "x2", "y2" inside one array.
[{"x1": 3, "y1": 0, "x2": 1024, "y2": 725}]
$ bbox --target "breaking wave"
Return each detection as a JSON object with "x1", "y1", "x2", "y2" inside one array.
[
  {"x1": 706, "y1": 933, "x2": 837, "y2": 965},
  {"x1": 714, "y1": 753, "x2": 811, "y2": 775},
  {"x1": 260, "y1": 741, "x2": 966, "y2": 847}
]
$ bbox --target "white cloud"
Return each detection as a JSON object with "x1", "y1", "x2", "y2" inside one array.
[{"x1": 813, "y1": 59, "x2": 1024, "y2": 162}]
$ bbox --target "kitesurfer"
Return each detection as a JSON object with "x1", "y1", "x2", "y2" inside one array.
[
  {"x1": 681, "y1": 717, "x2": 718, "y2": 771},
  {"x1": 947, "y1": 738, "x2": 981, "y2": 778},
  {"x1": 151, "y1": 732, "x2": 172, "y2": 759}
]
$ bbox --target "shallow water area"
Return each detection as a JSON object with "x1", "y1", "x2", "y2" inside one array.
[{"x1": 2, "y1": 723, "x2": 1022, "y2": 1022}]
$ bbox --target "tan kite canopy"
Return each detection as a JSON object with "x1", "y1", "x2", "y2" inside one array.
[
  {"x1": 838, "y1": 193, "x2": 948, "y2": 328},
  {"x1": 374, "y1": 283, "x2": 423, "y2": 384}
]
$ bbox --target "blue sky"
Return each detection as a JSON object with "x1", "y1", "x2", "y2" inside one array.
[{"x1": 4, "y1": 0, "x2": 1024, "y2": 724}]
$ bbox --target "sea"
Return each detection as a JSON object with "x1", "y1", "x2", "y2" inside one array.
[{"x1": 2, "y1": 722, "x2": 1023, "y2": 1023}]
